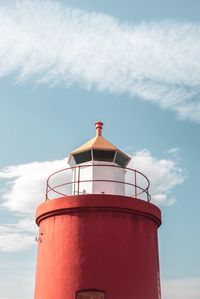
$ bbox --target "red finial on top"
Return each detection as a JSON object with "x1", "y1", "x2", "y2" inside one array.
[{"x1": 95, "y1": 121, "x2": 103, "y2": 136}]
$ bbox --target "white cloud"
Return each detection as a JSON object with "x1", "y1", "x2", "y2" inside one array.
[
  {"x1": 0, "y1": 1, "x2": 200, "y2": 122},
  {"x1": 162, "y1": 277, "x2": 200, "y2": 299},
  {"x1": 0, "y1": 159, "x2": 68, "y2": 213},
  {"x1": 0, "y1": 150, "x2": 185, "y2": 213},
  {"x1": 0, "y1": 158, "x2": 69, "y2": 252},
  {"x1": 167, "y1": 147, "x2": 179, "y2": 155},
  {"x1": 0, "y1": 218, "x2": 36, "y2": 252},
  {"x1": 0, "y1": 150, "x2": 185, "y2": 251},
  {"x1": 129, "y1": 149, "x2": 185, "y2": 205}
]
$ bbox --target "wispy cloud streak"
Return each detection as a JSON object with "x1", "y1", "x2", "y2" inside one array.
[{"x1": 0, "y1": 1, "x2": 200, "y2": 122}]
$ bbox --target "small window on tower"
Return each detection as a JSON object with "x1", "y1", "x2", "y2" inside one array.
[
  {"x1": 114, "y1": 151, "x2": 130, "y2": 168},
  {"x1": 77, "y1": 290, "x2": 105, "y2": 299},
  {"x1": 93, "y1": 149, "x2": 115, "y2": 162},
  {"x1": 73, "y1": 150, "x2": 92, "y2": 164}
]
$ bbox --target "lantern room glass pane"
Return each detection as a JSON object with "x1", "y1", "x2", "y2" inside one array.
[
  {"x1": 93, "y1": 150, "x2": 115, "y2": 162},
  {"x1": 115, "y1": 151, "x2": 129, "y2": 168},
  {"x1": 73, "y1": 150, "x2": 92, "y2": 164},
  {"x1": 77, "y1": 291, "x2": 105, "y2": 299}
]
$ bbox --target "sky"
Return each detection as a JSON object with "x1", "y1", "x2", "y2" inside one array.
[{"x1": 0, "y1": 0, "x2": 200, "y2": 298}]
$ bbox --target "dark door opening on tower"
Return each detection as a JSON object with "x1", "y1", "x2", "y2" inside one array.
[{"x1": 77, "y1": 290, "x2": 105, "y2": 299}]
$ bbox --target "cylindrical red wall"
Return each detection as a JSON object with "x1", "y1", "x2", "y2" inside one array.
[{"x1": 34, "y1": 194, "x2": 161, "y2": 299}]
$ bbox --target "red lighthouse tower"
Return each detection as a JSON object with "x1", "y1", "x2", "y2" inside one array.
[{"x1": 34, "y1": 122, "x2": 162, "y2": 299}]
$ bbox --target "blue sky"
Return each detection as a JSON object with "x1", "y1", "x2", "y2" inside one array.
[{"x1": 0, "y1": 1, "x2": 200, "y2": 298}]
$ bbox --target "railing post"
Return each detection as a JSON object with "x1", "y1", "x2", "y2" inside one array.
[
  {"x1": 134, "y1": 170, "x2": 137, "y2": 198},
  {"x1": 77, "y1": 165, "x2": 80, "y2": 195},
  {"x1": 73, "y1": 166, "x2": 76, "y2": 195},
  {"x1": 45, "y1": 180, "x2": 48, "y2": 201},
  {"x1": 147, "y1": 193, "x2": 150, "y2": 202}
]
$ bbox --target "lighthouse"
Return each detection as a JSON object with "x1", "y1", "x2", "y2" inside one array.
[{"x1": 34, "y1": 121, "x2": 162, "y2": 299}]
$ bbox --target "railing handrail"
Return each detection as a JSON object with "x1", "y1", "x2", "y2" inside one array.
[{"x1": 45, "y1": 163, "x2": 151, "y2": 202}]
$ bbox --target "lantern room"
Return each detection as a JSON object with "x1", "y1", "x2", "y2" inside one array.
[
  {"x1": 68, "y1": 121, "x2": 131, "y2": 196},
  {"x1": 69, "y1": 121, "x2": 130, "y2": 168},
  {"x1": 46, "y1": 121, "x2": 151, "y2": 201}
]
